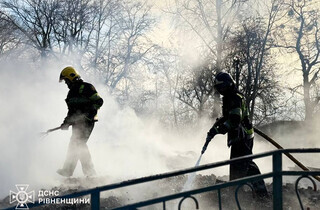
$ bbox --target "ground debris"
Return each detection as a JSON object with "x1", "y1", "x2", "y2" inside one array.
[{"x1": 1, "y1": 174, "x2": 319, "y2": 209}]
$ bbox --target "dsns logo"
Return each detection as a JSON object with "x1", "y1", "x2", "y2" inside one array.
[{"x1": 10, "y1": 184, "x2": 34, "y2": 209}]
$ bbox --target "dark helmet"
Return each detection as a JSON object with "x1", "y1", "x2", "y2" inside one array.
[{"x1": 214, "y1": 72, "x2": 235, "y2": 95}]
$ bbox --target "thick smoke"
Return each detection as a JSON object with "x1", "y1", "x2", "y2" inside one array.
[
  {"x1": 0, "y1": 59, "x2": 216, "y2": 199},
  {"x1": 0, "y1": 58, "x2": 318, "y2": 206}
]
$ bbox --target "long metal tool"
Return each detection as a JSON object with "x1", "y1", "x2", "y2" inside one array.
[
  {"x1": 254, "y1": 127, "x2": 320, "y2": 182},
  {"x1": 39, "y1": 126, "x2": 61, "y2": 139}
]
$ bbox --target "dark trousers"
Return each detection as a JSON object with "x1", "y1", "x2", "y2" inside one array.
[
  {"x1": 230, "y1": 138, "x2": 268, "y2": 196},
  {"x1": 62, "y1": 120, "x2": 96, "y2": 176}
]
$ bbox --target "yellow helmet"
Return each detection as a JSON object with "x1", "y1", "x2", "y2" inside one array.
[{"x1": 59, "y1": 66, "x2": 80, "y2": 82}]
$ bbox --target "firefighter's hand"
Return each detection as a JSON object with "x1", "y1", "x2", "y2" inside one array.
[
  {"x1": 88, "y1": 106, "x2": 98, "y2": 119},
  {"x1": 60, "y1": 123, "x2": 70, "y2": 130}
]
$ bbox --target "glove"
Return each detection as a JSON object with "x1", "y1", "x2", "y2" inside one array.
[
  {"x1": 60, "y1": 122, "x2": 70, "y2": 130},
  {"x1": 88, "y1": 106, "x2": 98, "y2": 119}
]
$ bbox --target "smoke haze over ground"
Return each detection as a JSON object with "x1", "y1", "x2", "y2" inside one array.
[
  {"x1": 0, "y1": 60, "x2": 319, "y2": 208},
  {"x1": 0, "y1": 60, "x2": 213, "y2": 198}
]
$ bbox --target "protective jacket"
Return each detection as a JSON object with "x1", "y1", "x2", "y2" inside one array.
[
  {"x1": 63, "y1": 79, "x2": 103, "y2": 125},
  {"x1": 209, "y1": 91, "x2": 253, "y2": 147}
]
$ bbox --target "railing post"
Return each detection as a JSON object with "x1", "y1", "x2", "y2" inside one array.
[
  {"x1": 273, "y1": 151, "x2": 283, "y2": 210},
  {"x1": 91, "y1": 191, "x2": 100, "y2": 210}
]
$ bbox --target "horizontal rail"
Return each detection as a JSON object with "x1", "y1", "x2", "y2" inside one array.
[
  {"x1": 113, "y1": 170, "x2": 320, "y2": 210},
  {"x1": 112, "y1": 172, "x2": 275, "y2": 209},
  {"x1": 4, "y1": 148, "x2": 320, "y2": 210}
]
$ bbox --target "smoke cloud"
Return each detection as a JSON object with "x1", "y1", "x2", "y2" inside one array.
[
  {"x1": 0, "y1": 58, "x2": 318, "y2": 206},
  {"x1": 0, "y1": 59, "x2": 212, "y2": 199}
]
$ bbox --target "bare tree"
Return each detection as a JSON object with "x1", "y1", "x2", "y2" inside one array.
[
  {"x1": 0, "y1": 12, "x2": 21, "y2": 57},
  {"x1": 226, "y1": 13, "x2": 283, "y2": 124},
  {"x1": 53, "y1": 0, "x2": 96, "y2": 62},
  {"x1": 246, "y1": 0, "x2": 283, "y2": 121},
  {"x1": 164, "y1": 0, "x2": 283, "y2": 123},
  {"x1": 164, "y1": 0, "x2": 251, "y2": 117},
  {"x1": 101, "y1": 0, "x2": 156, "y2": 92},
  {"x1": 177, "y1": 60, "x2": 216, "y2": 119},
  {"x1": 1, "y1": 0, "x2": 61, "y2": 58},
  {"x1": 166, "y1": 0, "x2": 245, "y2": 71},
  {"x1": 88, "y1": 0, "x2": 118, "y2": 71},
  {"x1": 275, "y1": 0, "x2": 320, "y2": 121},
  {"x1": 147, "y1": 47, "x2": 183, "y2": 127}
]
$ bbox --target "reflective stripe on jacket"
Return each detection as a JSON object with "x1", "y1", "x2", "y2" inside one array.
[
  {"x1": 64, "y1": 80, "x2": 103, "y2": 124},
  {"x1": 213, "y1": 92, "x2": 254, "y2": 146}
]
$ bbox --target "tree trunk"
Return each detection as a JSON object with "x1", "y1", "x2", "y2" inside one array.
[
  {"x1": 212, "y1": 0, "x2": 223, "y2": 117},
  {"x1": 216, "y1": 0, "x2": 222, "y2": 72},
  {"x1": 303, "y1": 75, "x2": 313, "y2": 121}
]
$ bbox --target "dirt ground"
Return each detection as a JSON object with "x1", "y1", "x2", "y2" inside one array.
[{"x1": 1, "y1": 174, "x2": 319, "y2": 209}]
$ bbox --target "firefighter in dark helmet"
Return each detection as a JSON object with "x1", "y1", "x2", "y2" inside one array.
[
  {"x1": 57, "y1": 66, "x2": 103, "y2": 177},
  {"x1": 201, "y1": 72, "x2": 268, "y2": 197}
]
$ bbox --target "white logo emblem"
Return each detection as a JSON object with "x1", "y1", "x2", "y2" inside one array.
[{"x1": 10, "y1": 184, "x2": 35, "y2": 209}]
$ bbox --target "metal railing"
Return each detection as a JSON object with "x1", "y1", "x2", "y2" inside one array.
[{"x1": 5, "y1": 148, "x2": 320, "y2": 210}]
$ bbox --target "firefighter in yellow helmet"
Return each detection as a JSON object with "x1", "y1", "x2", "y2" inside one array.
[{"x1": 57, "y1": 66, "x2": 103, "y2": 177}]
